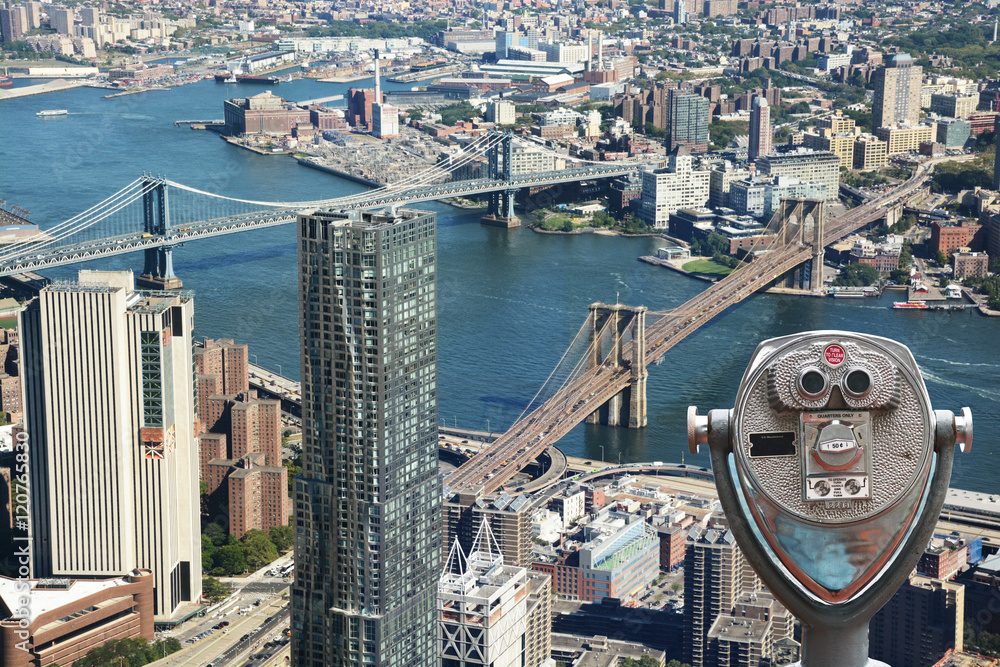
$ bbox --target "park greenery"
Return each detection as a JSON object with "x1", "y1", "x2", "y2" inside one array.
[
  {"x1": 202, "y1": 524, "x2": 293, "y2": 576},
  {"x1": 683, "y1": 257, "x2": 736, "y2": 277},
  {"x1": 966, "y1": 623, "x2": 1000, "y2": 658},
  {"x1": 964, "y1": 275, "x2": 1000, "y2": 310},
  {"x1": 619, "y1": 658, "x2": 692, "y2": 667},
  {"x1": 833, "y1": 263, "x2": 880, "y2": 287},
  {"x1": 203, "y1": 575, "x2": 230, "y2": 602},
  {"x1": 689, "y1": 231, "x2": 731, "y2": 258},
  {"x1": 305, "y1": 19, "x2": 449, "y2": 40},
  {"x1": 888, "y1": 22, "x2": 1000, "y2": 78},
  {"x1": 708, "y1": 120, "x2": 748, "y2": 151},
  {"x1": 538, "y1": 209, "x2": 650, "y2": 234},
  {"x1": 71, "y1": 637, "x2": 182, "y2": 667},
  {"x1": 435, "y1": 102, "x2": 480, "y2": 126},
  {"x1": 931, "y1": 154, "x2": 994, "y2": 193}
]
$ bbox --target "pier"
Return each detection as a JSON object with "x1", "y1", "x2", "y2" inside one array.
[{"x1": 0, "y1": 79, "x2": 87, "y2": 100}]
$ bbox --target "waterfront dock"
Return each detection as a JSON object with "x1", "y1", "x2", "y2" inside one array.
[{"x1": 0, "y1": 78, "x2": 87, "y2": 100}]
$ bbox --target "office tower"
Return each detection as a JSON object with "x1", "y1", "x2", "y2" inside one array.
[
  {"x1": 293, "y1": 208, "x2": 442, "y2": 667},
  {"x1": 371, "y1": 52, "x2": 399, "y2": 139},
  {"x1": 748, "y1": 96, "x2": 772, "y2": 161},
  {"x1": 20, "y1": 270, "x2": 201, "y2": 619},
  {"x1": 674, "y1": 0, "x2": 687, "y2": 25},
  {"x1": 666, "y1": 89, "x2": 710, "y2": 153},
  {"x1": 683, "y1": 516, "x2": 761, "y2": 667},
  {"x1": 0, "y1": 7, "x2": 23, "y2": 43},
  {"x1": 872, "y1": 52, "x2": 922, "y2": 129},
  {"x1": 495, "y1": 31, "x2": 518, "y2": 59},
  {"x1": 870, "y1": 575, "x2": 964, "y2": 667},
  {"x1": 439, "y1": 521, "x2": 553, "y2": 667}
]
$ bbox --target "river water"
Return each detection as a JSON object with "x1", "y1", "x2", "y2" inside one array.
[{"x1": 1, "y1": 74, "x2": 998, "y2": 493}]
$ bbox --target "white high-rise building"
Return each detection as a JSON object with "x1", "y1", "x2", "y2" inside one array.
[
  {"x1": 439, "y1": 521, "x2": 553, "y2": 667},
  {"x1": 486, "y1": 100, "x2": 516, "y2": 125},
  {"x1": 373, "y1": 103, "x2": 399, "y2": 138},
  {"x1": 638, "y1": 153, "x2": 711, "y2": 228},
  {"x1": 20, "y1": 270, "x2": 201, "y2": 620}
]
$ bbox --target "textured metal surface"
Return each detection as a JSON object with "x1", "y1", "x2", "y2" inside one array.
[{"x1": 735, "y1": 335, "x2": 932, "y2": 524}]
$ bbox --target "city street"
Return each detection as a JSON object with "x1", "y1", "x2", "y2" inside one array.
[{"x1": 149, "y1": 555, "x2": 294, "y2": 667}]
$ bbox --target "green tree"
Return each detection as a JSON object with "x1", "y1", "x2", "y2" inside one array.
[
  {"x1": 213, "y1": 544, "x2": 248, "y2": 575},
  {"x1": 72, "y1": 636, "x2": 181, "y2": 666},
  {"x1": 204, "y1": 521, "x2": 228, "y2": 547},
  {"x1": 407, "y1": 109, "x2": 424, "y2": 121},
  {"x1": 709, "y1": 119, "x2": 748, "y2": 151},
  {"x1": 938, "y1": 276, "x2": 950, "y2": 288},
  {"x1": 269, "y1": 525, "x2": 294, "y2": 552},
  {"x1": 936, "y1": 250, "x2": 948, "y2": 266},
  {"x1": 202, "y1": 576, "x2": 229, "y2": 602},
  {"x1": 202, "y1": 534, "x2": 216, "y2": 572},
  {"x1": 241, "y1": 529, "x2": 280, "y2": 570},
  {"x1": 889, "y1": 268, "x2": 911, "y2": 284},
  {"x1": 671, "y1": 582, "x2": 683, "y2": 593},
  {"x1": 284, "y1": 456, "x2": 302, "y2": 494},
  {"x1": 833, "y1": 263, "x2": 880, "y2": 287}
]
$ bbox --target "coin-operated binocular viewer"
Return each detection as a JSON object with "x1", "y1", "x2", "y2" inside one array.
[{"x1": 688, "y1": 332, "x2": 972, "y2": 667}]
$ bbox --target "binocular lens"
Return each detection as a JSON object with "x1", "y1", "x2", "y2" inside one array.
[
  {"x1": 798, "y1": 368, "x2": 828, "y2": 399},
  {"x1": 844, "y1": 369, "x2": 872, "y2": 397}
]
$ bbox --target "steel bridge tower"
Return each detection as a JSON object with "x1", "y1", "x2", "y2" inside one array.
[
  {"x1": 137, "y1": 177, "x2": 183, "y2": 290},
  {"x1": 481, "y1": 132, "x2": 521, "y2": 228},
  {"x1": 769, "y1": 198, "x2": 825, "y2": 291},
  {"x1": 584, "y1": 302, "x2": 648, "y2": 428}
]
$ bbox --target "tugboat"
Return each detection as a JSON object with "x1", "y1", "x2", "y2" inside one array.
[{"x1": 0, "y1": 76, "x2": 12, "y2": 88}]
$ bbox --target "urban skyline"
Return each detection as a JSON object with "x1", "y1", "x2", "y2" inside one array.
[{"x1": 2, "y1": 0, "x2": 1000, "y2": 663}]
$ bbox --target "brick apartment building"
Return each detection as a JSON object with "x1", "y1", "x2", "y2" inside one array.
[
  {"x1": 931, "y1": 221, "x2": 986, "y2": 258},
  {"x1": 196, "y1": 338, "x2": 288, "y2": 538}
]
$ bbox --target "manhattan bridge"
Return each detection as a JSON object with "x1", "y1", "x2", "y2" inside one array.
[{"x1": 0, "y1": 131, "x2": 934, "y2": 496}]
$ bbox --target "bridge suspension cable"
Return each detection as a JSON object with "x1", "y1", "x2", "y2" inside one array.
[
  {"x1": 509, "y1": 311, "x2": 622, "y2": 430},
  {"x1": 163, "y1": 133, "x2": 506, "y2": 210},
  {"x1": 0, "y1": 178, "x2": 154, "y2": 261}
]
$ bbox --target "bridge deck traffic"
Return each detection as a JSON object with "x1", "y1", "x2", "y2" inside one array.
[{"x1": 444, "y1": 159, "x2": 938, "y2": 496}]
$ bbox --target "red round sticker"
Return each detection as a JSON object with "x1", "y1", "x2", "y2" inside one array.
[{"x1": 824, "y1": 344, "x2": 845, "y2": 366}]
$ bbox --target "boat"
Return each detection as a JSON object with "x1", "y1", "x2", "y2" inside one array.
[
  {"x1": 0, "y1": 77, "x2": 11, "y2": 88},
  {"x1": 214, "y1": 72, "x2": 280, "y2": 84},
  {"x1": 892, "y1": 300, "x2": 929, "y2": 310},
  {"x1": 37, "y1": 109, "x2": 68, "y2": 117},
  {"x1": 285, "y1": 74, "x2": 293, "y2": 83}
]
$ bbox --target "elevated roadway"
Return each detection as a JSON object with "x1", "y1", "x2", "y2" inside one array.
[
  {"x1": 445, "y1": 159, "x2": 938, "y2": 496},
  {"x1": 0, "y1": 163, "x2": 639, "y2": 277}
]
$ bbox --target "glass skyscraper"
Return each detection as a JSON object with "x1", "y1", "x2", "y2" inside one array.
[{"x1": 292, "y1": 208, "x2": 442, "y2": 667}]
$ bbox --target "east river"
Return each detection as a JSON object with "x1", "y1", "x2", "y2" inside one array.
[{"x1": 1, "y1": 72, "x2": 998, "y2": 493}]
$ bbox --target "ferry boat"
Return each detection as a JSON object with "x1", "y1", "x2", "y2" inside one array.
[
  {"x1": 37, "y1": 109, "x2": 68, "y2": 117},
  {"x1": 892, "y1": 300, "x2": 929, "y2": 310}
]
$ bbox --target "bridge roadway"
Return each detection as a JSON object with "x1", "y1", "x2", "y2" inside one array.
[
  {"x1": 445, "y1": 160, "x2": 937, "y2": 496},
  {"x1": 0, "y1": 163, "x2": 639, "y2": 277}
]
